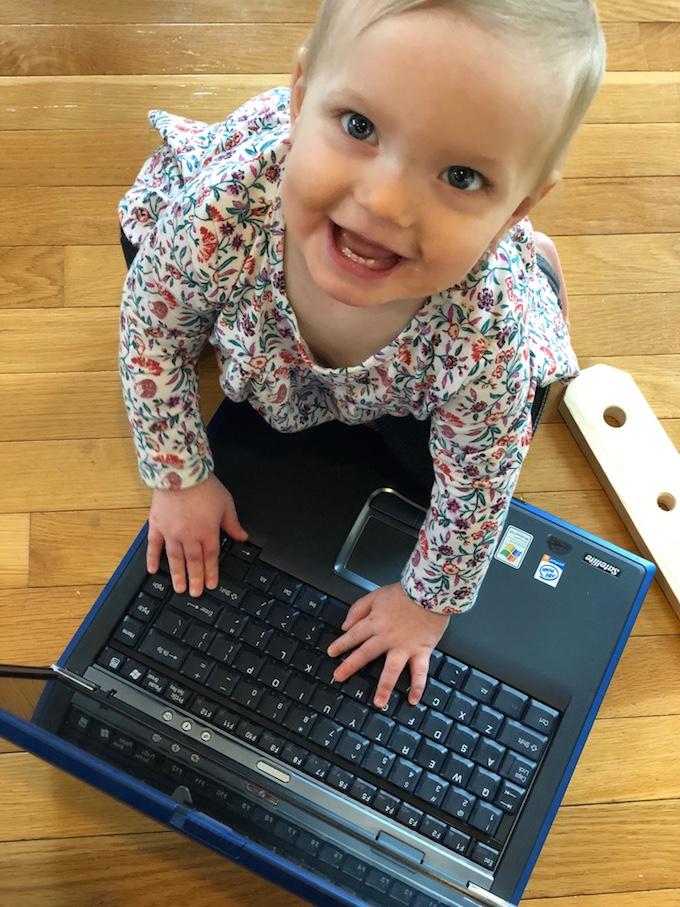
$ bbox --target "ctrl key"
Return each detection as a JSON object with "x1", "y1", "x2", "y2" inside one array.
[{"x1": 471, "y1": 841, "x2": 500, "y2": 871}]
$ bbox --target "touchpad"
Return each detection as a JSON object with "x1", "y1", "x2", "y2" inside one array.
[{"x1": 334, "y1": 489, "x2": 425, "y2": 591}]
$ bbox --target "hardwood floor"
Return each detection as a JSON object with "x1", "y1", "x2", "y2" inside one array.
[{"x1": 0, "y1": 2, "x2": 678, "y2": 904}]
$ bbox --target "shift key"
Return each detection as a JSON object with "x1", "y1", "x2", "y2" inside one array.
[
  {"x1": 498, "y1": 719, "x2": 548, "y2": 760},
  {"x1": 139, "y1": 628, "x2": 189, "y2": 671}
]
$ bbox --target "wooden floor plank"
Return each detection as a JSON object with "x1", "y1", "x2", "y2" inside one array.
[
  {"x1": 2, "y1": 73, "x2": 679, "y2": 130},
  {"x1": 5, "y1": 123, "x2": 680, "y2": 187}
]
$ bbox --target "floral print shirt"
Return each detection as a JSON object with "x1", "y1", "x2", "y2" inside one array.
[{"x1": 119, "y1": 87, "x2": 579, "y2": 616}]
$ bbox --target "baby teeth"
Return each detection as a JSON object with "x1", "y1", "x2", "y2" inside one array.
[{"x1": 340, "y1": 244, "x2": 378, "y2": 266}]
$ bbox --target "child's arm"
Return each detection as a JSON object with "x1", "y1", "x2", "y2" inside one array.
[{"x1": 120, "y1": 193, "x2": 245, "y2": 595}]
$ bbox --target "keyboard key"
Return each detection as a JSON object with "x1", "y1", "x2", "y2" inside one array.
[
  {"x1": 207, "y1": 635, "x2": 240, "y2": 665},
  {"x1": 471, "y1": 704, "x2": 504, "y2": 739},
  {"x1": 240, "y1": 620, "x2": 273, "y2": 651},
  {"x1": 233, "y1": 647, "x2": 265, "y2": 678},
  {"x1": 97, "y1": 646, "x2": 125, "y2": 672},
  {"x1": 441, "y1": 753, "x2": 474, "y2": 787},
  {"x1": 231, "y1": 678, "x2": 265, "y2": 710},
  {"x1": 498, "y1": 719, "x2": 548, "y2": 760},
  {"x1": 349, "y1": 777, "x2": 377, "y2": 805},
  {"x1": 442, "y1": 786, "x2": 476, "y2": 823},
  {"x1": 210, "y1": 576, "x2": 248, "y2": 607},
  {"x1": 373, "y1": 791, "x2": 400, "y2": 818},
  {"x1": 524, "y1": 699, "x2": 559, "y2": 735},
  {"x1": 389, "y1": 726, "x2": 421, "y2": 760},
  {"x1": 130, "y1": 591, "x2": 161, "y2": 621},
  {"x1": 444, "y1": 691, "x2": 477, "y2": 725},
  {"x1": 414, "y1": 738, "x2": 448, "y2": 774},
  {"x1": 469, "y1": 800, "x2": 503, "y2": 836},
  {"x1": 143, "y1": 575, "x2": 172, "y2": 600},
  {"x1": 214, "y1": 707, "x2": 239, "y2": 733},
  {"x1": 291, "y1": 646, "x2": 323, "y2": 677},
  {"x1": 322, "y1": 597, "x2": 348, "y2": 628},
  {"x1": 266, "y1": 601, "x2": 299, "y2": 632},
  {"x1": 500, "y1": 750, "x2": 536, "y2": 786},
  {"x1": 285, "y1": 673, "x2": 316, "y2": 704},
  {"x1": 245, "y1": 561, "x2": 278, "y2": 591},
  {"x1": 335, "y1": 730, "x2": 370, "y2": 764},
  {"x1": 231, "y1": 541, "x2": 261, "y2": 563},
  {"x1": 114, "y1": 615, "x2": 145, "y2": 648},
  {"x1": 396, "y1": 802, "x2": 423, "y2": 830},
  {"x1": 492, "y1": 683, "x2": 528, "y2": 719},
  {"x1": 291, "y1": 615, "x2": 323, "y2": 647},
  {"x1": 309, "y1": 687, "x2": 343, "y2": 719},
  {"x1": 297, "y1": 830, "x2": 323, "y2": 856},
  {"x1": 215, "y1": 609, "x2": 248, "y2": 637},
  {"x1": 141, "y1": 668, "x2": 167, "y2": 695},
  {"x1": 495, "y1": 779, "x2": 526, "y2": 814},
  {"x1": 221, "y1": 554, "x2": 249, "y2": 580},
  {"x1": 139, "y1": 628, "x2": 189, "y2": 671},
  {"x1": 437, "y1": 656, "x2": 468, "y2": 688},
  {"x1": 258, "y1": 660, "x2": 292, "y2": 691},
  {"x1": 309, "y1": 716, "x2": 343, "y2": 748},
  {"x1": 447, "y1": 723, "x2": 479, "y2": 757},
  {"x1": 396, "y1": 701, "x2": 427, "y2": 730},
  {"x1": 265, "y1": 632, "x2": 298, "y2": 663},
  {"x1": 269, "y1": 574, "x2": 302, "y2": 605},
  {"x1": 154, "y1": 609, "x2": 190, "y2": 639},
  {"x1": 473, "y1": 737, "x2": 506, "y2": 772},
  {"x1": 120, "y1": 658, "x2": 146, "y2": 683},
  {"x1": 362, "y1": 744, "x2": 395, "y2": 779},
  {"x1": 164, "y1": 680, "x2": 192, "y2": 707},
  {"x1": 304, "y1": 753, "x2": 331, "y2": 780},
  {"x1": 463, "y1": 669, "x2": 498, "y2": 704},
  {"x1": 234, "y1": 719, "x2": 263, "y2": 746},
  {"x1": 469, "y1": 766, "x2": 501, "y2": 802},
  {"x1": 389, "y1": 758, "x2": 422, "y2": 792},
  {"x1": 183, "y1": 624, "x2": 216, "y2": 652},
  {"x1": 326, "y1": 765, "x2": 353, "y2": 792},
  {"x1": 362, "y1": 711, "x2": 395, "y2": 746},
  {"x1": 416, "y1": 771, "x2": 449, "y2": 807},
  {"x1": 280, "y1": 741, "x2": 307, "y2": 768},
  {"x1": 190, "y1": 696, "x2": 218, "y2": 721},
  {"x1": 286, "y1": 704, "x2": 317, "y2": 738},
  {"x1": 296, "y1": 585, "x2": 327, "y2": 616},
  {"x1": 171, "y1": 594, "x2": 222, "y2": 624},
  {"x1": 444, "y1": 827, "x2": 471, "y2": 855},
  {"x1": 180, "y1": 652, "x2": 215, "y2": 684},
  {"x1": 336, "y1": 698, "x2": 369, "y2": 732},
  {"x1": 421, "y1": 678, "x2": 451, "y2": 712},
  {"x1": 260, "y1": 730, "x2": 286, "y2": 757},
  {"x1": 470, "y1": 841, "x2": 500, "y2": 871},
  {"x1": 419, "y1": 712, "x2": 452, "y2": 746},
  {"x1": 343, "y1": 674, "x2": 373, "y2": 704},
  {"x1": 419, "y1": 815, "x2": 447, "y2": 844},
  {"x1": 273, "y1": 818, "x2": 299, "y2": 846},
  {"x1": 240, "y1": 592, "x2": 272, "y2": 620},
  {"x1": 256, "y1": 691, "x2": 290, "y2": 723}
]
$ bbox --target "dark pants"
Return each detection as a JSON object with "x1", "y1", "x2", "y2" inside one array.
[{"x1": 119, "y1": 228, "x2": 559, "y2": 494}]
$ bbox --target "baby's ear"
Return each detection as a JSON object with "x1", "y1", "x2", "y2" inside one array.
[{"x1": 290, "y1": 46, "x2": 309, "y2": 126}]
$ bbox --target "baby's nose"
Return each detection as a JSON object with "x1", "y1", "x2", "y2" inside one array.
[{"x1": 355, "y1": 165, "x2": 418, "y2": 230}]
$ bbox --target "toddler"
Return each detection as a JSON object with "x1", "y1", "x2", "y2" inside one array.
[{"x1": 118, "y1": 0, "x2": 605, "y2": 709}]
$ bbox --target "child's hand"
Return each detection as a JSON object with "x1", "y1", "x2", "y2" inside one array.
[
  {"x1": 327, "y1": 584, "x2": 450, "y2": 709},
  {"x1": 146, "y1": 473, "x2": 248, "y2": 596}
]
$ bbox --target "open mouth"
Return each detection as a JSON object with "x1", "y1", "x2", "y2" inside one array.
[{"x1": 328, "y1": 220, "x2": 404, "y2": 278}]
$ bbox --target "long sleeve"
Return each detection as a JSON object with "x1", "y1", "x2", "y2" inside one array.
[
  {"x1": 401, "y1": 332, "x2": 534, "y2": 614},
  {"x1": 119, "y1": 192, "x2": 238, "y2": 490}
]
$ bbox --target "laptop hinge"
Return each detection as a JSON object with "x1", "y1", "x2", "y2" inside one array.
[
  {"x1": 50, "y1": 664, "x2": 98, "y2": 693},
  {"x1": 466, "y1": 881, "x2": 516, "y2": 907}
]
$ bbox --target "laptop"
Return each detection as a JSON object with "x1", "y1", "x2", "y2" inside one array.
[{"x1": 0, "y1": 399, "x2": 655, "y2": 906}]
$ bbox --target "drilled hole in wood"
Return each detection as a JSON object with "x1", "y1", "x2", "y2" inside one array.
[
  {"x1": 603, "y1": 406, "x2": 627, "y2": 428},
  {"x1": 658, "y1": 493, "x2": 676, "y2": 512}
]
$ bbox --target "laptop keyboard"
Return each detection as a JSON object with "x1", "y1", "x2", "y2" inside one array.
[{"x1": 97, "y1": 537, "x2": 561, "y2": 873}]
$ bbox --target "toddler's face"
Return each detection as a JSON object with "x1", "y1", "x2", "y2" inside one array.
[{"x1": 281, "y1": 6, "x2": 561, "y2": 311}]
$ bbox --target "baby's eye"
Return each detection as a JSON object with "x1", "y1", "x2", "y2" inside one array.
[
  {"x1": 442, "y1": 166, "x2": 486, "y2": 191},
  {"x1": 340, "y1": 111, "x2": 375, "y2": 141}
]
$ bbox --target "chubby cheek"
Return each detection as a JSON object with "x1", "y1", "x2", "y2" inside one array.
[{"x1": 281, "y1": 141, "x2": 342, "y2": 238}]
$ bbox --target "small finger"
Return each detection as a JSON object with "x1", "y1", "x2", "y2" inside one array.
[
  {"x1": 333, "y1": 638, "x2": 384, "y2": 683},
  {"x1": 407, "y1": 653, "x2": 430, "y2": 705},
  {"x1": 184, "y1": 544, "x2": 205, "y2": 598},
  {"x1": 341, "y1": 594, "x2": 373, "y2": 631},
  {"x1": 202, "y1": 536, "x2": 220, "y2": 590},
  {"x1": 146, "y1": 528, "x2": 163, "y2": 574},
  {"x1": 165, "y1": 542, "x2": 187, "y2": 594},
  {"x1": 327, "y1": 620, "x2": 373, "y2": 659},
  {"x1": 374, "y1": 652, "x2": 407, "y2": 709}
]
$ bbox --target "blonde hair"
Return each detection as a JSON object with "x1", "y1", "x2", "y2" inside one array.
[{"x1": 301, "y1": 0, "x2": 606, "y2": 194}]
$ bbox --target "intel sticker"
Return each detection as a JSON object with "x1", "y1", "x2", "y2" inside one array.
[
  {"x1": 495, "y1": 526, "x2": 533, "y2": 569},
  {"x1": 534, "y1": 554, "x2": 565, "y2": 587}
]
